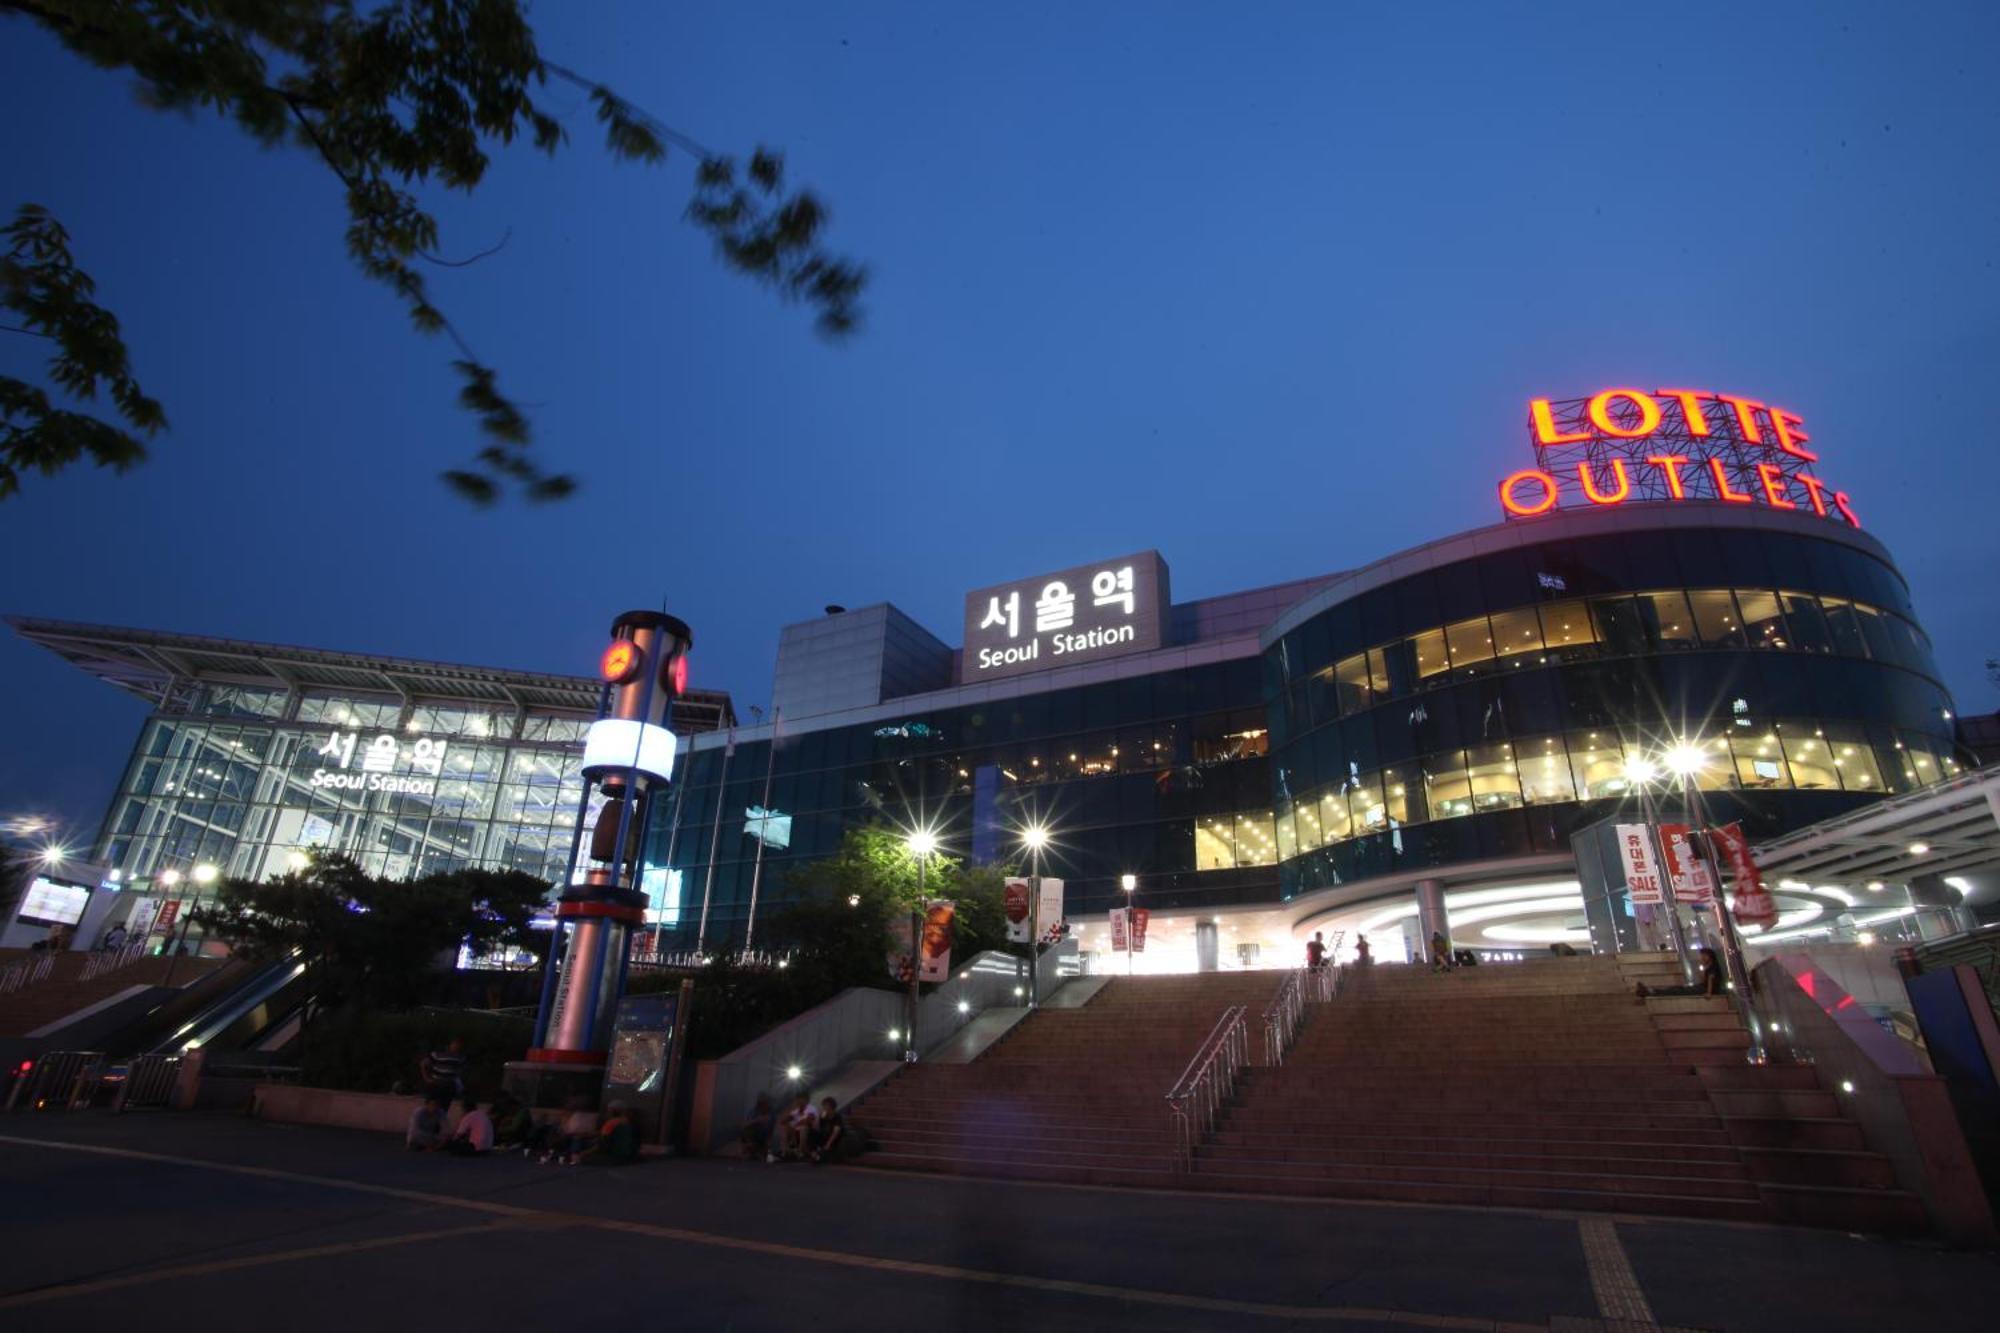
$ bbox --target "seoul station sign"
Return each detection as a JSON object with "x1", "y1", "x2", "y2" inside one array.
[
  {"x1": 963, "y1": 550, "x2": 1171, "y2": 681},
  {"x1": 1498, "y1": 387, "x2": 1860, "y2": 528}
]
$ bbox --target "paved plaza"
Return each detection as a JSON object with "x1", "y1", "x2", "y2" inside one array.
[{"x1": 1, "y1": 1114, "x2": 1996, "y2": 1332}]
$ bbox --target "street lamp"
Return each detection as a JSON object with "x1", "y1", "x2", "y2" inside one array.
[
  {"x1": 1120, "y1": 873, "x2": 1138, "y2": 977},
  {"x1": 902, "y1": 829, "x2": 938, "y2": 1063},
  {"x1": 1021, "y1": 824, "x2": 1050, "y2": 1009},
  {"x1": 40, "y1": 845, "x2": 66, "y2": 868}
]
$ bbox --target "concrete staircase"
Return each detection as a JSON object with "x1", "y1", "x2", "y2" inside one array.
[
  {"x1": 1191, "y1": 954, "x2": 1925, "y2": 1231},
  {"x1": 0, "y1": 948, "x2": 226, "y2": 1038},
  {"x1": 855, "y1": 971, "x2": 1282, "y2": 1188}
]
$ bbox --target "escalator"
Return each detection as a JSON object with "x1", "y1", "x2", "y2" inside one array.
[{"x1": 148, "y1": 952, "x2": 311, "y2": 1060}]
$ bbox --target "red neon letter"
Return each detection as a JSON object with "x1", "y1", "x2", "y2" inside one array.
[
  {"x1": 1645, "y1": 454, "x2": 1690, "y2": 499},
  {"x1": 1769, "y1": 408, "x2": 1817, "y2": 461},
  {"x1": 1708, "y1": 458, "x2": 1753, "y2": 503},
  {"x1": 1578, "y1": 459, "x2": 1631, "y2": 505},
  {"x1": 1756, "y1": 462, "x2": 1797, "y2": 510},
  {"x1": 1716, "y1": 394, "x2": 1765, "y2": 443},
  {"x1": 1587, "y1": 389, "x2": 1662, "y2": 439},
  {"x1": 1797, "y1": 473, "x2": 1830, "y2": 517},
  {"x1": 1500, "y1": 469, "x2": 1560, "y2": 516},
  {"x1": 1655, "y1": 389, "x2": 1712, "y2": 436},
  {"x1": 1834, "y1": 491, "x2": 1861, "y2": 527},
  {"x1": 1529, "y1": 398, "x2": 1590, "y2": 445}
]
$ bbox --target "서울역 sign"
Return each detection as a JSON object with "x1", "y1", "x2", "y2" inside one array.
[
  {"x1": 1499, "y1": 388, "x2": 1860, "y2": 528},
  {"x1": 308, "y1": 730, "x2": 448, "y2": 796},
  {"x1": 963, "y1": 551, "x2": 1171, "y2": 682}
]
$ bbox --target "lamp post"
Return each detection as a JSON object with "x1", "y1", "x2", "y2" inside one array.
[
  {"x1": 1662, "y1": 741, "x2": 1757, "y2": 1045},
  {"x1": 903, "y1": 830, "x2": 936, "y2": 1063},
  {"x1": 1021, "y1": 825, "x2": 1049, "y2": 1008},
  {"x1": 1120, "y1": 873, "x2": 1137, "y2": 976},
  {"x1": 162, "y1": 862, "x2": 216, "y2": 986}
]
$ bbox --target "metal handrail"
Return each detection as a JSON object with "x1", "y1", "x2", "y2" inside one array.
[
  {"x1": 80, "y1": 940, "x2": 149, "y2": 982},
  {"x1": 1263, "y1": 970, "x2": 1304, "y2": 1065},
  {"x1": 2, "y1": 954, "x2": 57, "y2": 992},
  {"x1": 1165, "y1": 1005, "x2": 1248, "y2": 1171}
]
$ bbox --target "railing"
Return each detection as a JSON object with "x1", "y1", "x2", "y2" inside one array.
[
  {"x1": 80, "y1": 940, "x2": 149, "y2": 982},
  {"x1": 1165, "y1": 1005, "x2": 1248, "y2": 1171},
  {"x1": 0, "y1": 954, "x2": 55, "y2": 993},
  {"x1": 1263, "y1": 964, "x2": 1342, "y2": 1065},
  {"x1": 4, "y1": 1050, "x2": 104, "y2": 1112},
  {"x1": 115, "y1": 1054, "x2": 184, "y2": 1112}
]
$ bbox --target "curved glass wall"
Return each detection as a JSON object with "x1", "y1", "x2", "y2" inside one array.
[{"x1": 1267, "y1": 523, "x2": 1963, "y2": 899}]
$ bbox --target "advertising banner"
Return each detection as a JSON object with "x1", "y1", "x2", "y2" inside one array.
[
  {"x1": 1036, "y1": 878, "x2": 1065, "y2": 946},
  {"x1": 152, "y1": 900, "x2": 183, "y2": 937},
  {"x1": 886, "y1": 914, "x2": 914, "y2": 984},
  {"x1": 1110, "y1": 907, "x2": 1129, "y2": 953},
  {"x1": 1658, "y1": 824, "x2": 1718, "y2": 904},
  {"x1": 1709, "y1": 822, "x2": 1779, "y2": 928},
  {"x1": 1613, "y1": 824, "x2": 1665, "y2": 905},
  {"x1": 919, "y1": 900, "x2": 956, "y2": 983},
  {"x1": 1003, "y1": 877, "x2": 1032, "y2": 943},
  {"x1": 1130, "y1": 907, "x2": 1151, "y2": 953}
]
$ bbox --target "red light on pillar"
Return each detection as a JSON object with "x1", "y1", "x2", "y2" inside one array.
[{"x1": 600, "y1": 640, "x2": 642, "y2": 684}]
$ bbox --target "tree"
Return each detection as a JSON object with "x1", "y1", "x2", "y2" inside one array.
[
  {"x1": 759, "y1": 824, "x2": 1015, "y2": 997},
  {"x1": 195, "y1": 851, "x2": 551, "y2": 1018},
  {"x1": 2, "y1": 0, "x2": 867, "y2": 502}
]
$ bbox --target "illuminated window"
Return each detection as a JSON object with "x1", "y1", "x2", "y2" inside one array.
[
  {"x1": 1444, "y1": 617, "x2": 1496, "y2": 679},
  {"x1": 1236, "y1": 812, "x2": 1278, "y2": 867},
  {"x1": 1781, "y1": 729, "x2": 1840, "y2": 791},
  {"x1": 1488, "y1": 607, "x2": 1542, "y2": 664},
  {"x1": 1823, "y1": 723, "x2": 1883, "y2": 793},
  {"x1": 1567, "y1": 732, "x2": 1627, "y2": 799},
  {"x1": 1465, "y1": 742, "x2": 1522, "y2": 810},
  {"x1": 1333, "y1": 655, "x2": 1372, "y2": 717},
  {"x1": 1536, "y1": 600, "x2": 1599, "y2": 661},
  {"x1": 1686, "y1": 590, "x2": 1745, "y2": 648},
  {"x1": 1778, "y1": 592, "x2": 1833, "y2": 654},
  {"x1": 1293, "y1": 796, "x2": 1325, "y2": 852},
  {"x1": 1319, "y1": 787, "x2": 1353, "y2": 843},
  {"x1": 1519, "y1": 736, "x2": 1577, "y2": 805},
  {"x1": 1735, "y1": 589, "x2": 1788, "y2": 650},
  {"x1": 1728, "y1": 732, "x2": 1792, "y2": 789},
  {"x1": 1274, "y1": 802, "x2": 1298, "y2": 861},
  {"x1": 1410, "y1": 627, "x2": 1450, "y2": 681},
  {"x1": 1426, "y1": 749, "x2": 1475, "y2": 819},
  {"x1": 1635, "y1": 591, "x2": 1698, "y2": 650}
]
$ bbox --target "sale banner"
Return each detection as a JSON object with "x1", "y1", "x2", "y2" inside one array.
[
  {"x1": 918, "y1": 900, "x2": 956, "y2": 983},
  {"x1": 1130, "y1": 907, "x2": 1151, "y2": 953},
  {"x1": 1658, "y1": 823, "x2": 1717, "y2": 905},
  {"x1": 1613, "y1": 824, "x2": 1664, "y2": 905},
  {"x1": 1709, "y1": 822, "x2": 1779, "y2": 928},
  {"x1": 1036, "y1": 878, "x2": 1065, "y2": 946},
  {"x1": 152, "y1": 900, "x2": 183, "y2": 936},
  {"x1": 1110, "y1": 906, "x2": 1129, "y2": 953},
  {"x1": 1003, "y1": 877, "x2": 1032, "y2": 943}
]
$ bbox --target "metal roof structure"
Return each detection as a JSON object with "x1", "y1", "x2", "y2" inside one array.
[
  {"x1": 1752, "y1": 767, "x2": 2000, "y2": 885},
  {"x1": 6, "y1": 616, "x2": 735, "y2": 734}
]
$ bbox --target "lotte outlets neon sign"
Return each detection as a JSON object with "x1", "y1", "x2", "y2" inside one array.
[{"x1": 1499, "y1": 388, "x2": 1859, "y2": 528}]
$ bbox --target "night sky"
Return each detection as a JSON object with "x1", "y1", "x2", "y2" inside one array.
[{"x1": 4, "y1": 2, "x2": 1998, "y2": 844}]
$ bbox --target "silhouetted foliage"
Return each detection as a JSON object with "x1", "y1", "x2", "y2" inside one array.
[{"x1": 3, "y1": 0, "x2": 866, "y2": 502}]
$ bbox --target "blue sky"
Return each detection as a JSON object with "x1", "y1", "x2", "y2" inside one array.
[{"x1": 3, "y1": 1, "x2": 1997, "y2": 838}]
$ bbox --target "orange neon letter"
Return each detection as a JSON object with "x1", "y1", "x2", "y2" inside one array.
[
  {"x1": 1833, "y1": 491, "x2": 1861, "y2": 527},
  {"x1": 1587, "y1": 389, "x2": 1662, "y2": 439},
  {"x1": 1716, "y1": 394, "x2": 1765, "y2": 443},
  {"x1": 1577, "y1": 459, "x2": 1631, "y2": 505},
  {"x1": 1769, "y1": 408, "x2": 1816, "y2": 461},
  {"x1": 1655, "y1": 389, "x2": 1712, "y2": 436},
  {"x1": 1756, "y1": 463, "x2": 1797, "y2": 509},
  {"x1": 1797, "y1": 473, "x2": 1830, "y2": 517},
  {"x1": 1500, "y1": 469, "x2": 1560, "y2": 516},
  {"x1": 1645, "y1": 454, "x2": 1690, "y2": 499},
  {"x1": 1708, "y1": 458, "x2": 1753, "y2": 503},
  {"x1": 1529, "y1": 398, "x2": 1590, "y2": 445}
]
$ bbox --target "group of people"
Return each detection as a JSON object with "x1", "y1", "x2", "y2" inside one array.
[
  {"x1": 740, "y1": 1091, "x2": 859, "y2": 1165},
  {"x1": 1303, "y1": 930, "x2": 1371, "y2": 970},
  {"x1": 404, "y1": 1090, "x2": 639, "y2": 1165}
]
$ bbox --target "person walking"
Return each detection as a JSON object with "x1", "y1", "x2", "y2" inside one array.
[{"x1": 1305, "y1": 931, "x2": 1327, "y2": 972}]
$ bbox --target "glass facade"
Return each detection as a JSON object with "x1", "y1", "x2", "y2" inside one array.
[
  {"x1": 98, "y1": 683, "x2": 595, "y2": 890},
  {"x1": 654, "y1": 656, "x2": 1281, "y2": 940},
  {"x1": 1267, "y1": 524, "x2": 1963, "y2": 899}
]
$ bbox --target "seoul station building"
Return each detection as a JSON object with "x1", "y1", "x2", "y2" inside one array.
[{"x1": 11, "y1": 387, "x2": 1973, "y2": 966}]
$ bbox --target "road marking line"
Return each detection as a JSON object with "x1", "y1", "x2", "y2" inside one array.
[
  {"x1": 0, "y1": 1134, "x2": 1539, "y2": 1329},
  {"x1": 1577, "y1": 1217, "x2": 1657, "y2": 1328},
  {"x1": 0, "y1": 1222, "x2": 529, "y2": 1309}
]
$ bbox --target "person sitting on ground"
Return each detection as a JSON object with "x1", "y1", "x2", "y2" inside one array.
[
  {"x1": 585, "y1": 1100, "x2": 639, "y2": 1165},
  {"x1": 769, "y1": 1091, "x2": 819, "y2": 1163},
  {"x1": 446, "y1": 1097, "x2": 494, "y2": 1156},
  {"x1": 740, "y1": 1092, "x2": 777, "y2": 1160},
  {"x1": 1305, "y1": 931, "x2": 1327, "y2": 972},
  {"x1": 1430, "y1": 930, "x2": 1453, "y2": 973},
  {"x1": 1453, "y1": 947, "x2": 1478, "y2": 967},
  {"x1": 543, "y1": 1095, "x2": 598, "y2": 1165},
  {"x1": 809, "y1": 1096, "x2": 855, "y2": 1164},
  {"x1": 1353, "y1": 933, "x2": 1372, "y2": 966},
  {"x1": 420, "y1": 1036, "x2": 467, "y2": 1106},
  {"x1": 405, "y1": 1096, "x2": 447, "y2": 1152},
  {"x1": 1549, "y1": 941, "x2": 1580, "y2": 958},
  {"x1": 491, "y1": 1093, "x2": 534, "y2": 1151}
]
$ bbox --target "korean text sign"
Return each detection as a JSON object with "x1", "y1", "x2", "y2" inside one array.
[{"x1": 962, "y1": 551, "x2": 1170, "y2": 682}]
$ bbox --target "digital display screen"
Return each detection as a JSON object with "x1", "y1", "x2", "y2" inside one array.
[{"x1": 20, "y1": 877, "x2": 89, "y2": 925}]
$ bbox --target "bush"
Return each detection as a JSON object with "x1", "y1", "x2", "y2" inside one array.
[{"x1": 299, "y1": 1006, "x2": 532, "y2": 1098}]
